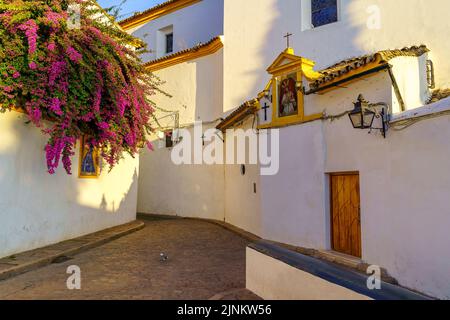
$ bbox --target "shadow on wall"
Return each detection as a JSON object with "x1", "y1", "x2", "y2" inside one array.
[
  {"x1": 99, "y1": 169, "x2": 138, "y2": 214},
  {"x1": 137, "y1": 131, "x2": 226, "y2": 221},
  {"x1": 238, "y1": 0, "x2": 366, "y2": 104},
  {"x1": 0, "y1": 110, "x2": 139, "y2": 258},
  {"x1": 235, "y1": 0, "x2": 446, "y2": 108}
]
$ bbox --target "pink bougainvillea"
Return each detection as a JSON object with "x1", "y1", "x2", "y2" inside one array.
[
  {"x1": 18, "y1": 20, "x2": 38, "y2": 55},
  {"x1": 28, "y1": 61, "x2": 38, "y2": 70},
  {"x1": 0, "y1": 0, "x2": 160, "y2": 175},
  {"x1": 66, "y1": 46, "x2": 82, "y2": 63}
]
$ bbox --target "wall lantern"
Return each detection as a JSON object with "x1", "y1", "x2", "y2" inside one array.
[{"x1": 348, "y1": 94, "x2": 390, "y2": 138}]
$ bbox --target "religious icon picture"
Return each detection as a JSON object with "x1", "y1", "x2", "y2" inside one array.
[
  {"x1": 278, "y1": 73, "x2": 298, "y2": 118},
  {"x1": 79, "y1": 136, "x2": 101, "y2": 178}
]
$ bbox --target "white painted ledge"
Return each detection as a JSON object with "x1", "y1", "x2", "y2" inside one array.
[
  {"x1": 391, "y1": 97, "x2": 450, "y2": 123},
  {"x1": 246, "y1": 247, "x2": 372, "y2": 300}
]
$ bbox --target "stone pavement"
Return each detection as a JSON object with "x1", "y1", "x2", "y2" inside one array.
[
  {"x1": 0, "y1": 220, "x2": 144, "y2": 282},
  {"x1": 0, "y1": 218, "x2": 261, "y2": 300}
]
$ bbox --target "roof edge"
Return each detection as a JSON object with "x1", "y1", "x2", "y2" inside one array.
[
  {"x1": 216, "y1": 99, "x2": 259, "y2": 131},
  {"x1": 309, "y1": 45, "x2": 429, "y2": 91},
  {"x1": 119, "y1": 0, "x2": 202, "y2": 30},
  {"x1": 145, "y1": 36, "x2": 224, "y2": 72}
]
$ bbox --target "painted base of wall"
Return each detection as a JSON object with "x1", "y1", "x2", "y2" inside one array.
[{"x1": 246, "y1": 247, "x2": 372, "y2": 300}]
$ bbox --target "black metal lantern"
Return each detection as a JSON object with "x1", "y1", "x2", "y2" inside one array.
[{"x1": 348, "y1": 94, "x2": 376, "y2": 129}]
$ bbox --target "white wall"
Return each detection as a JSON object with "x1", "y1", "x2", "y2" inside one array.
[
  {"x1": 138, "y1": 124, "x2": 225, "y2": 220},
  {"x1": 148, "y1": 49, "x2": 224, "y2": 125},
  {"x1": 322, "y1": 96, "x2": 450, "y2": 299},
  {"x1": 259, "y1": 121, "x2": 327, "y2": 249},
  {"x1": 224, "y1": 70, "x2": 450, "y2": 299},
  {"x1": 223, "y1": 0, "x2": 450, "y2": 112},
  {"x1": 302, "y1": 72, "x2": 450, "y2": 299},
  {"x1": 0, "y1": 112, "x2": 138, "y2": 259},
  {"x1": 224, "y1": 117, "x2": 262, "y2": 236},
  {"x1": 137, "y1": 49, "x2": 225, "y2": 220},
  {"x1": 223, "y1": 116, "x2": 326, "y2": 250},
  {"x1": 390, "y1": 55, "x2": 430, "y2": 114},
  {"x1": 247, "y1": 247, "x2": 372, "y2": 300},
  {"x1": 131, "y1": 0, "x2": 450, "y2": 299},
  {"x1": 129, "y1": 0, "x2": 224, "y2": 63}
]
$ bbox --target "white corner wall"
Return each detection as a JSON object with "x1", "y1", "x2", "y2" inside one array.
[
  {"x1": 137, "y1": 50, "x2": 225, "y2": 221},
  {"x1": 223, "y1": 117, "x2": 326, "y2": 250},
  {"x1": 148, "y1": 49, "x2": 224, "y2": 125},
  {"x1": 0, "y1": 112, "x2": 139, "y2": 259},
  {"x1": 224, "y1": 117, "x2": 262, "y2": 237},
  {"x1": 390, "y1": 55, "x2": 430, "y2": 114},
  {"x1": 259, "y1": 120, "x2": 327, "y2": 249},
  {"x1": 128, "y1": 0, "x2": 224, "y2": 63}
]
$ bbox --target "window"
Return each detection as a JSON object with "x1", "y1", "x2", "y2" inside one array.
[
  {"x1": 311, "y1": 0, "x2": 338, "y2": 28},
  {"x1": 157, "y1": 25, "x2": 173, "y2": 58},
  {"x1": 165, "y1": 130, "x2": 173, "y2": 148},
  {"x1": 165, "y1": 33, "x2": 174, "y2": 54}
]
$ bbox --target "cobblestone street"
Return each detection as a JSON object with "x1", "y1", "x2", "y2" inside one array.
[{"x1": 0, "y1": 218, "x2": 259, "y2": 300}]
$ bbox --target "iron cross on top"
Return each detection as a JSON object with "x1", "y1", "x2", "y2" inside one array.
[{"x1": 284, "y1": 32, "x2": 293, "y2": 48}]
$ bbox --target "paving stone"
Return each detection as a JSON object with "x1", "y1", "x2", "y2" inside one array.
[
  {"x1": 0, "y1": 221, "x2": 144, "y2": 282},
  {"x1": 0, "y1": 219, "x2": 257, "y2": 300}
]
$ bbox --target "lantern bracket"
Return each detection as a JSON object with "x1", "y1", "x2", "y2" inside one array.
[{"x1": 348, "y1": 95, "x2": 390, "y2": 138}]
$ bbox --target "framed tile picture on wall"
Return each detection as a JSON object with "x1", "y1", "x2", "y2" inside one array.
[
  {"x1": 278, "y1": 73, "x2": 299, "y2": 118},
  {"x1": 79, "y1": 136, "x2": 101, "y2": 179}
]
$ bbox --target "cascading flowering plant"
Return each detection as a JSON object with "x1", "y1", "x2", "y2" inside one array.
[{"x1": 0, "y1": 0, "x2": 160, "y2": 174}]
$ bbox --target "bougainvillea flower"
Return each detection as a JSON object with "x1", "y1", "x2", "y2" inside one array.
[{"x1": 0, "y1": 0, "x2": 159, "y2": 175}]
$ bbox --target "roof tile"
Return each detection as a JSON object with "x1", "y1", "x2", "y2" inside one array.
[{"x1": 310, "y1": 45, "x2": 429, "y2": 89}]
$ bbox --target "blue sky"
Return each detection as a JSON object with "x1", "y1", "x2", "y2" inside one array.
[{"x1": 98, "y1": 0, "x2": 166, "y2": 20}]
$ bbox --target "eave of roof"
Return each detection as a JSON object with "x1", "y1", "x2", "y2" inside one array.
[
  {"x1": 144, "y1": 36, "x2": 223, "y2": 72},
  {"x1": 216, "y1": 99, "x2": 259, "y2": 131},
  {"x1": 119, "y1": 0, "x2": 202, "y2": 31},
  {"x1": 427, "y1": 89, "x2": 450, "y2": 104},
  {"x1": 308, "y1": 45, "x2": 429, "y2": 93}
]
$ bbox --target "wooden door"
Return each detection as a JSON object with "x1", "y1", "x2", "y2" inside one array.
[{"x1": 330, "y1": 173, "x2": 362, "y2": 258}]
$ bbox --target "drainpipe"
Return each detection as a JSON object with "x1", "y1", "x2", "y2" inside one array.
[{"x1": 387, "y1": 65, "x2": 406, "y2": 112}]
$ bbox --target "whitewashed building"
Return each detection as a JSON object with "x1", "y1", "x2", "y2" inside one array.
[{"x1": 122, "y1": 0, "x2": 450, "y2": 299}]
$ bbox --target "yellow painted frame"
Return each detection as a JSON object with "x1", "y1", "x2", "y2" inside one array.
[
  {"x1": 258, "y1": 49, "x2": 323, "y2": 129},
  {"x1": 78, "y1": 136, "x2": 101, "y2": 179},
  {"x1": 271, "y1": 70, "x2": 305, "y2": 128}
]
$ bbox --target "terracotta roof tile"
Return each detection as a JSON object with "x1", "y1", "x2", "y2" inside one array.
[
  {"x1": 310, "y1": 45, "x2": 429, "y2": 89},
  {"x1": 216, "y1": 99, "x2": 259, "y2": 131},
  {"x1": 428, "y1": 89, "x2": 450, "y2": 104}
]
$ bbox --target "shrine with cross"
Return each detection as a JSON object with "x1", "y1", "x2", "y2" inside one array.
[{"x1": 256, "y1": 36, "x2": 323, "y2": 129}]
